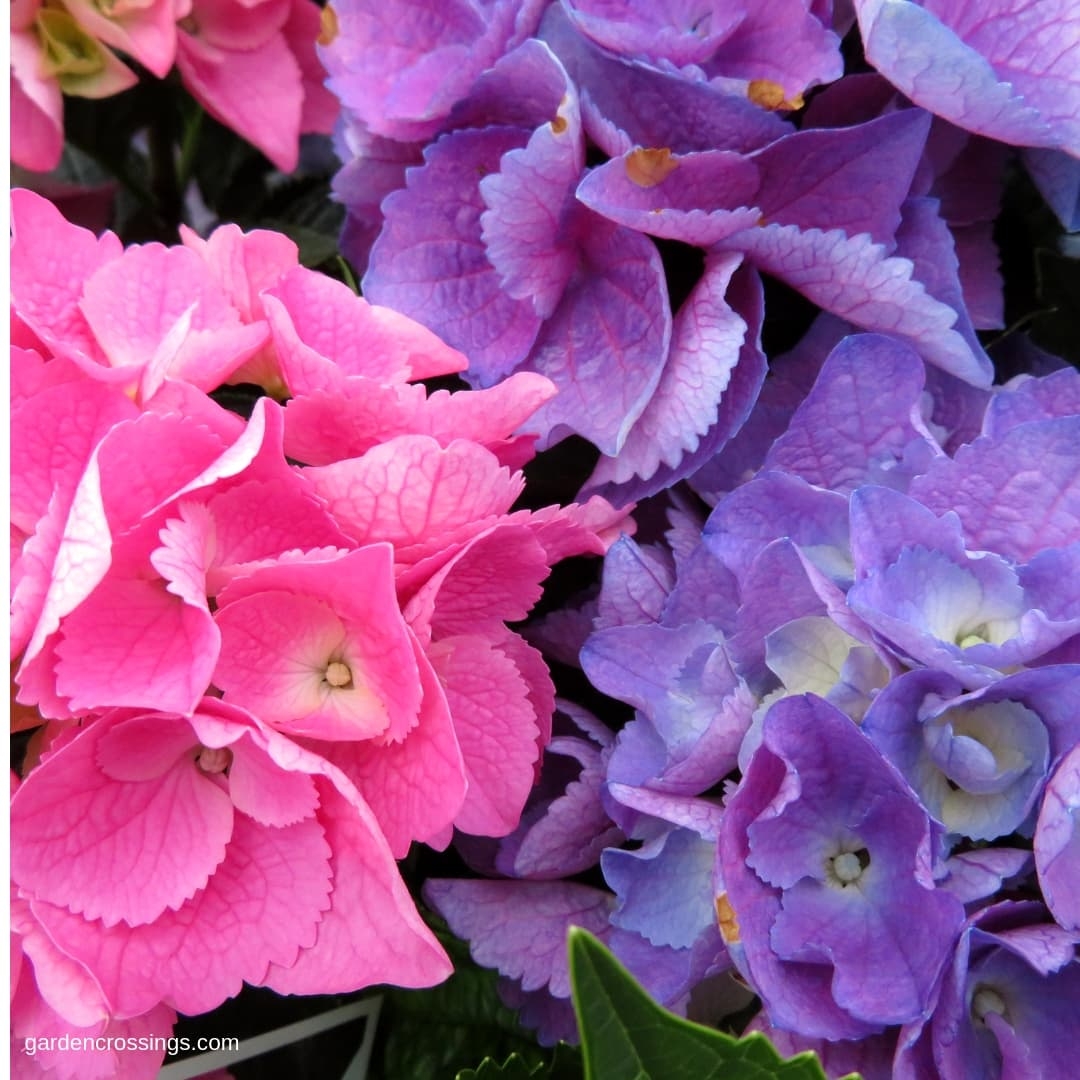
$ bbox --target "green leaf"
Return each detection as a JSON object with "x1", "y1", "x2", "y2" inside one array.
[
  {"x1": 372, "y1": 928, "x2": 549, "y2": 1080},
  {"x1": 456, "y1": 1044, "x2": 583, "y2": 1080},
  {"x1": 456, "y1": 1053, "x2": 544, "y2": 1079},
  {"x1": 569, "y1": 929, "x2": 856, "y2": 1080}
]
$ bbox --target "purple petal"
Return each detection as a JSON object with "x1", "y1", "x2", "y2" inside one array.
[
  {"x1": 478, "y1": 42, "x2": 583, "y2": 319},
  {"x1": 854, "y1": 0, "x2": 1080, "y2": 154},
  {"x1": 541, "y1": 4, "x2": 791, "y2": 156},
  {"x1": 729, "y1": 223, "x2": 993, "y2": 385},
  {"x1": 908, "y1": 417, "x2": 1080, "y2": 562},
  {"x1": 894, "y1": 196, "x2": 989, "y2": 363},
  {"x1": 603, "y1": 828, "x2": 719, "y2": 949},
  {"x1": 1024, "y1": 147, "x2": 1080, "y2": 231},
  {"x1": 586, "y1": 252, "x2": 754, "y2": 490},
  {"x1": 751, "y1": 109, "x2": 931, "y2": 243},
  {"x1": 593, "y1": 262, "x2": 767, "y2": 504},
  {"x1": 762, "y1": 333, "x2": 939, "y2": 493},
  {"x1": 363, "y1": 126, "x2": 542, "y2": 385},
  {"x1": 1035, "y1": 743, "x2": 1080, "y2": 930},
  {"x1": 560, "y1": 0, "x2": 744, "y2": 68},
  {"x1": 423, "y1": 879, "x2": 613, "y2": 997},
  {"x1": 322, "y1": 0, "x2": 546, "y2": 141},
  {"x1": 981, "y1": 367, "x2": 1080, "y2": 439},
  {"x1": 519, "y1": 208, "x2": 671, "y2": 455},
  {"x1": 595, "y1": 535, "x2": 676, "y2": 630}
]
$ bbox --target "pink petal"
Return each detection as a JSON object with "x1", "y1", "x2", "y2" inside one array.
[
  {"x1": 226, "y1": 733, "x2": 320, "y2": 827},
  {"x1": 11, "y1": 714, "x2": 232, "y2": 928},
  {"x1": 305, "y1": 436, "x2": 523, "y2": 562},
  {"x1": 176, "y1": 29, "x2": 303, "y2": 172},
  {"x1": 323, "y1": 632, "x2": 467, "y2": 857},
  {"x1": 262, "y1": 266, "x2": 467, "y2": 393},
  {"x1": 61, "y1": 0, "x2": 178, "y2": 78},
  {"x1": 53, "y1": 573, "x2": 219, "y2": 715},
  {"x1": 215, "y1": 546, "x2": 422, "y2": 741},
  {"x1": 428, "y1": 633, "x2": 542, "y2": 836},
  {"x1": 404, "y1": 525, "x2": 551, "y2": 640},
  {"x1": 282, "y1": 371, "x2": 553, "y2": 467},
  {"x1": 31, "y1": 812, "x2": 332, "y2": 1017},
  {"x1": 263, "y1": 777, "x2": 453, "y2": 993},
  {"x1": 10, "y1": 189, "x2": 122, "y2": 365}
]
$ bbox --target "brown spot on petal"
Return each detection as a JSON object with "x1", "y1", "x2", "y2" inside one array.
[
  {"x1": 716, "y1": 893, "x2": 741, "y2": 945},
  {"x1": 625, "y1": 147, "x2": 679, "y2": 188},
  {"x1": 748, "y1": 79, "x2": 803, "y2": 112},
  {"x1": 551, "y1": 114, "x2": 568, "y2": 135},
  {"x1": 319, "y1": 4, "x2": 339, "y2": 46}
]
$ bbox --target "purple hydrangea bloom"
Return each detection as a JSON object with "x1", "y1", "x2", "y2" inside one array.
[
  {"x1": 862, "y1": 666, "x2": 1080, "y2": 841},
  {"x1": 718, "y1": 693, "x2": 966, "y2": 1039},
  {"x1": 894, "y1": 901, "x2": 1080, "y2": 1080},
  {"x1": 847, "y1": 485, "x2": 1080, "y2": 688}
]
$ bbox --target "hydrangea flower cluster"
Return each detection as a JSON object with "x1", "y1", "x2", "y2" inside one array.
[
  {"x1": 427, "y1": 332, "x2": 1080, "y2": 1076},
  {"x1": 11, "y1": 0, "x2": 338, "y2": 173},
  {"x1": 322, "y1": 0, "x2": 1080, "y2": 504},
  {"x1": 9, "y1": 188, "x2": 628, "y2": 1076}
]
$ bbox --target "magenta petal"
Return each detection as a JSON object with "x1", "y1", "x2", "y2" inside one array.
[
  {"x1": 521, "y1": 209, "x2": 672, "y2": 455},
  {"x1": 305, "y1": 436, "x2": 523, "y2": 562},
  {"x1": 429, "y1": 633, "x2": 542, "y2": 837},
  {"x1": 478, "y1": 42, "x2": 583, "y2": 319},
  {"x1": 364, "y1": 127, "x2": 543, "y2": 385},
  {"x1": 576, "y1": 149, "x2": 763, "y2": 246},
  {"x1": 752, "y1": 109, "x2": 931, "y2": 243},
  {"x1": 54, "y1": 574, "x2": 219, "y2": 715},
  {"x1": 705, "y1": 0, "x2": 842, "y2": 94},
  {"x1": 10, "y1": 189, "x2": 122, "y2": 365},
  {"x1": 12, "y1": 714, "x2": 232, "y2": 928},
  {"x1": 540, "y1": 4, "x2": 791, "y2": 155},
  {"x1": 32, "y1": 812, "x2": 332, "y2": 1017},
  {"x1": 734, "y1": 223, "x2": 993, "y2": 386},
  {"x1": 264, "y1": 776, "x2": 453, "y2": 993}
]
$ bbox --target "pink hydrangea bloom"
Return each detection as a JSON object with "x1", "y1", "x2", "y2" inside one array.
[
  {"x1": 175, "y1": 0, "x2": 338, "y2": 172},
  {"x1": 11, "y1": 698, "x2": 451, "y2": 1018},
  {"x1": 10, "y1": 0, "x2": 333, "y2": 174},
  {"x1": 10, "y1": 193, "x2": 631, "y2": 1048}
]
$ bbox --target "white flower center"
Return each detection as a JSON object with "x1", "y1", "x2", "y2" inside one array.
[
  {"x1": 324, "y1": 660, "x2": 353, "y2": 689},
  {"x1": 826, "y1": 846, "x2": 870, "y2": 888},
  {"x1": 971, "y1": 986, "x2": 1009, "y2": 1025}
]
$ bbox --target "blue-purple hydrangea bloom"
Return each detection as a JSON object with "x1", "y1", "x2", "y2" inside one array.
[{"x1": 322, "y1": 1, "x2": 1080, "y2": 1075}]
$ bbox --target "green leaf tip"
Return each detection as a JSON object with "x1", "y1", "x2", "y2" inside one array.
[{"x1": 569, "y1": 928, "x2": 853, "y2": 1080}]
